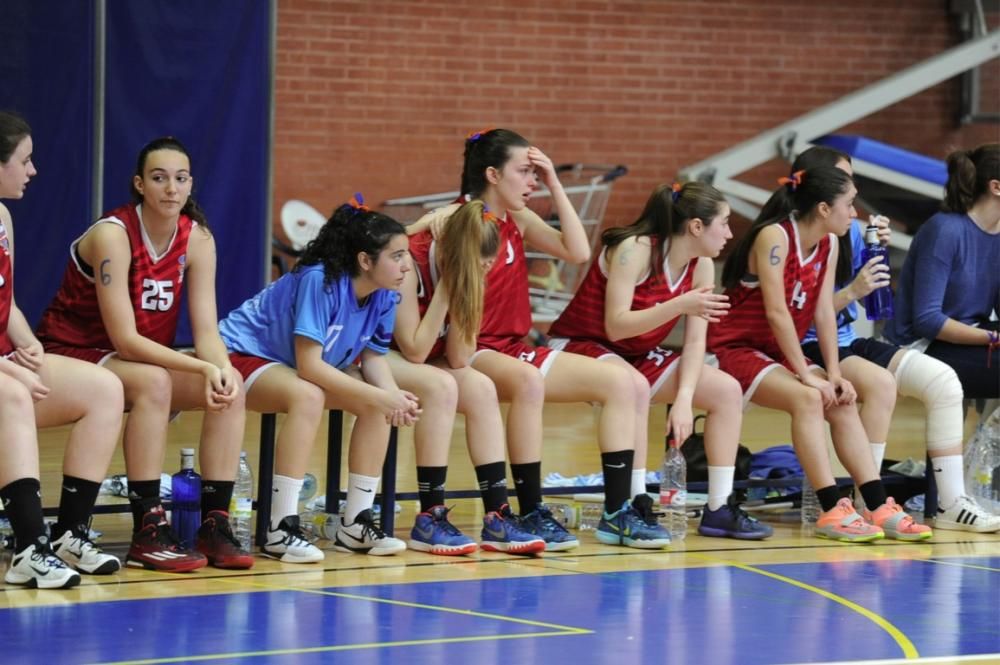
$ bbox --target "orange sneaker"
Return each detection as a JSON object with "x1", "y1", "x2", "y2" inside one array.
[
  {"x1": 865, "y1": 498, "x2": 932, "y2": 541},
  {"x1": 814, "y1": 497, "x2": 884, "y2": 543}
]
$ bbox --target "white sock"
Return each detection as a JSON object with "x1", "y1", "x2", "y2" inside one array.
[
  {"x1": 269, "y1": 474, "x2": 303, "y2": 531},
  {"x1": 932, "y1": 455, "x2": 964, "y2": 509},
  {"x1": 870, "y1": 443, "x2": 887, "y2": 474},
  {"x1": 631, "y1": 468, "x2": 647, "y2": 499},
  {"x1": 343, "y1": 473, "x2": 379, "y2": 524},
  {"x1": 707, "y1": 466, "x2": 735, "y2": 511}
]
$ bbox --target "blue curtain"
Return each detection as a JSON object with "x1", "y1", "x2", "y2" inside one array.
[
  {"x1": 104, "y1": 1, "x2": 270, "y2": 345},
  {"x1": 0, "y1": 1, "x2": 95, "y2": 328},
  {"x1": 0, "y1": 1, "x2": 269, "y2": 346}
]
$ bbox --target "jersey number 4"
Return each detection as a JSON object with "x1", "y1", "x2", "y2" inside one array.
[
  {"x1": 140, "y1": 279, "x2": 174, "y2": 312},
  {"x1": 789, "y1": 280, "x2": 808, "y2": 310}
]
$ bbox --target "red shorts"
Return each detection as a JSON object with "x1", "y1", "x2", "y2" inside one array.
[
  {"x1": 473, "y1": 336, "x2": 559, "y2": 376},
  {"x1": 42, "y1": 342, "x2": 116, "y2": 365},
  {"x1": 228, "y1": 352, "x2": 281, "y2": 391},
  {"x1": 713, "y1": 346, "x2": 816, "y2": 407},
  {"x1": 548, "y1": 338, "x2": 680, "y2": 394}
]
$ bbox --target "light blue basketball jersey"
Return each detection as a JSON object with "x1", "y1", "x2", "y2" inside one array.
[
  {"x1": 220, "y1": 265, "x2": 397, "y2": 369},
  {"x1": 801, "y1": 221, "x2": 865, "y2": 347}
]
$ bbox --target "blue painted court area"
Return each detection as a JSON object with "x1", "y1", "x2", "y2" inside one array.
[{"x1": 1, "y1": 557, "x2": 997, "y2": 664}]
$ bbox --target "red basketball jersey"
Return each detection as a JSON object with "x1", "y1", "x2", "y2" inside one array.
[
  {"x1": 399, "y1": 229, "x2": 447, "y2": 360},
  {"x1": 709, "y1": 220, "x2": 833, "y2": 356},
  {"x1": 479, "y1": 213, "x2": 532, "y2": 340},
  {"x1": 549, "y1": 241, "x2": 697, "y2": 356},
  {"x1": 0, "y1": 219, "x2": 14, "y2": 355},
  {"x1": 37, "y1": 203, "x2": 194, "y2": 351}
]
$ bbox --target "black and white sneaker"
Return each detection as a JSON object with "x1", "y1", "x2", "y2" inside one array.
[
  {"x1": 4, "y1": 537, "x2": 81, "y2": 589},
  {"x1": 333, "y1": 509, "x2": 406, "y2": 556},
  {"x1": 52, "y1": 525, "x2": 121, "y2": 575},
  {"x1": 261, "y1": 515, "x2": 325, "y2": 563},
  {"x1": 936, "y1": 495, "x2": 1000, "y2": 533}
]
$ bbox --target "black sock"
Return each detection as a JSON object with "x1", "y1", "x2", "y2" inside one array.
[
  {"x1": 53, "y1": 476, "x2": 101, "y2": 539},
  {"x1": 859, "y1": 480, "x2": 887, "y2": 511},
  {"x1": 0, "y1": 478, "x2": 46, "y2": 552},
  {"x1": 128, "y1": 479, "x2": 162, "y2": 532},
  {"x1": 816, "y1": 485, "x2": 842, "y2": 512},
  {"x1": 510, "y1": 462, "x2": 542, "y2": 515},
  {"x1": 601, "y1": 449, "x2": 634, "y2": 513},
  {"x1": 475, "y1": 461, "x2": 509, "y2": 513},
  {"x1": 201, "y1": 480, "x2": 234, "y2": 519},
  {"x1": 416, "y1": 466, "x2": 447, "y2": 513}
]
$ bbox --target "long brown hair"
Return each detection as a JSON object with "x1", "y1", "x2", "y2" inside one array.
[{"x1": 436, "y1": 199, "x2": 500, "y2": 345}]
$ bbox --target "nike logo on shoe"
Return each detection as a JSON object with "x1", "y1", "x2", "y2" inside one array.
[
  {"x1": 29, "y1": 565, "x2": 51, "y2": 576},
  {"x1": 413, "y1": 524, "x2": 436, "y2": 540}
]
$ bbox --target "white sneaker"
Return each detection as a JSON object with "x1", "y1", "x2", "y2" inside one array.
[
  {"x1": 4, "y1": 538, "x2": 81, "y2": 589},
  {"x1": 333, "y1": 509, "x2": 406, "y2": 556},
  {"x1": 52, "y1": 527, "x2": 122, "y2": 574},
  {"x1": 260, "y1": 516, "x2": 325, "y2": 563},
  {"x1": 935, "y1": 495, "x2": 1000, "y2": 533}
]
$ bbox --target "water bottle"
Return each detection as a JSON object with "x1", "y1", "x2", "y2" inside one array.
[
  {"x1": 964, "y1": 408, "x2": 1000, "y2": 512},
  {"x1": 577, "y1": 502, "x2": 604, "y2": 531},
  {"x1": 543, "y1": 502, "x2": 579, "y2": 529},
  {"x1": 229, "y1": 451, "x2": 253, "y2": 551},
  {"x1": 800, "y1": 475, "x2": 821, "y2": 525},
  {"x1": 860, "y1": 221, "x2": 894, "y2": 321},
  {"x1": 170, "y1": 448, "x2": 201, "y2": 549},
  {"x1": 660, "y1": 433, "x2": 687, "y2": 540},
  {"x1": 300, "y1": 472, "x2": 318, "y2": 502}
]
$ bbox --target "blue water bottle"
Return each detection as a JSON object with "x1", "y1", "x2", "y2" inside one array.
[
  {"x1": 170, "y1": 448, "x2": 201, "y2": 549},
  {"x1": 860, "y1": 223, "x2": 894, "y2": 321}
]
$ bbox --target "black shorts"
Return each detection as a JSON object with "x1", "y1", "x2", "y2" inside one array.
[{"x1": 801, "y1": 337, "x2": 900, "y2": 370}]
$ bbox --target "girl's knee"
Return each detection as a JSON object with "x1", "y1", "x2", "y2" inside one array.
[
  {"x1": 127, "y1": 365, "x2": 172, "y2": 407},
  {"x1": 461, "y1": 371, "x2": 499, "y2": 408}
]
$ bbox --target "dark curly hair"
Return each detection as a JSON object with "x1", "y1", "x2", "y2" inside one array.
[{"x1": 295, "y1": 203, "x2": 406, "y2": 283}]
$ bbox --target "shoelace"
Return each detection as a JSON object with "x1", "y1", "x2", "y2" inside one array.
[
  {"x1": 354, "y1": 514, "x2": 390, "y2": 542},
  {"x1": 533, "y1": 507, "x2": 567, "y2": 533},
  {"x1": 633, "y1": 504, "x2": 660, "y2": 527},
  {"x1": 154, "y1": 522, "x2": 187, "y2": 550},
  {"x1": 31, "y1": 546, "x2": 68, "y2": 570},
  {"x1": 280, "y1": 521, "x2": 314, "y2": 546}
]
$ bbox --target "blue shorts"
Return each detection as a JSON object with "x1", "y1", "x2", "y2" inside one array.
[{"x1": 801, "y1": 337, "x2": 899, "y2": 370}]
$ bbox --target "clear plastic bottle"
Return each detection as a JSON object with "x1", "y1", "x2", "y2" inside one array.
[
  {"x1": 170, "y1": 448, "x2": 201, "y2": 549},
  {"x1": 543, "y1": 502, "x2": 579, "y2": 529},
  {"x1": 800, "y1": 475, "x2": 821, "y2": 526},
  {"x1": 660, "y1": 436, "x2": 687, "y2": 540},
  {"x1": 964, "y1": 408, "x2": 1000, "y2": 512},
  {"x1": 577, "y1": 502, "x2": 604, "y2": 531},
  {"x1": 299, "y1": 472, "x2": 318, "y2": 502},
  {"x1": 860, "y1": 220, "x2": 894, "y2": 321},
  {"x1": 229, "y1": 451, "x2": 254, "y2": 551}
]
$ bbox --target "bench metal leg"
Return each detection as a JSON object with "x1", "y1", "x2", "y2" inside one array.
[
  {"x1": 379, "y1": 426, "x2": 398, "y2": 534},
  {"x1": 254, "y1": 413, "x2": 277, "y2": 547}
]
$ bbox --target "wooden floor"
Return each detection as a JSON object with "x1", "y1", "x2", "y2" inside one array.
[{"x1": 3, "y1": 397, "x2": 999, "y2": 665}]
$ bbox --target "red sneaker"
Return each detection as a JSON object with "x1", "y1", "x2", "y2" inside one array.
[
  {"x1": 126, "y1": 506, "x2": 208, "y2": 573},
  {"x1": 196, "y1": 510, "x2": 255, "y2": 569}
]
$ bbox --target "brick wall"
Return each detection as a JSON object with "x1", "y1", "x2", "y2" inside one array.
[{"x1": 273, "y1": 0, "x2": 999, "y2": 237}]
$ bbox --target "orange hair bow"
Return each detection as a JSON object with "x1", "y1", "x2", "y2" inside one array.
[
  {"x1": 466, "y1": 127, "x2": 494, "y2": 143},
  {"x1": 778, "y1": 170, "x2": 805, "y2": 191},
  {"x1": 670, "y1": 182, "x2": 683, "y2": 203},
  {"x1": 347, "y1": 192, "x2": 370, "y2": 213}
]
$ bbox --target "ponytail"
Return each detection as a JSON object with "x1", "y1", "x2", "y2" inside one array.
[
  {"x1": 602, "y1": 181, "x2": 726, "y2": 279},
  {"x1": 722, "y1": 166, "x2": 853, "y2": 289},
  {"x1": 943, "y1": 143, "x2": 999, "y2": 214},
  {"x1": 296, "y1": 195, "x2": 406, "y2": 284},
  {"x1": 436, "y1": 199, "x2": 500, "y2": 346}
]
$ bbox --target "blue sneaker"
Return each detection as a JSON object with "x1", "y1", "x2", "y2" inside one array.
[
  {"x1": 408, "y1": 506, "x2": 478, "y2": 556},
  {"x1": 698, "y1": 495, "x2": 773, "y2": 540},
  {"x1": 480, "y1": 505, "x2": 546, "y2": 555},
  {"x1": 596, "y1": 495, "x2": 671, "y2": 549},
  {"x1": 520, "y1": 503, "x2": 579, "y2": 551}
]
